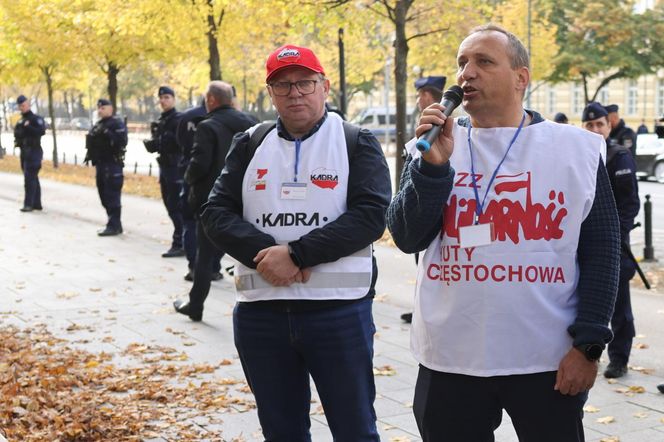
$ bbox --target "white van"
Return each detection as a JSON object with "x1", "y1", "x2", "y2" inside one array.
[{"x1": 351, "y1": 107, "x2": 416, "y2": 140}]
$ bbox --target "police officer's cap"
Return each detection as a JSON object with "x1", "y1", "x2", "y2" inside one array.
[
  {"x1": 414, "y1": 76, "x2": 446, "y2": 92},
  {"x1": 604, "y1": 104, "x2": 619, "y2": 113},
  {"x1": 97, "y1": 98, "x2": 111, "y2": 107},
  {"x1": 16, "y1": 95, "x2": 28, "y2": 104},
  {"x1": 553, "y1": 112, "x2": 568, "y2": 124},
  {"x1": 158, "y1": 86, "x2": 175, "y2": 97},
  {"x1": 582, "y1": 102, "x2": 608, "y2": 122}
]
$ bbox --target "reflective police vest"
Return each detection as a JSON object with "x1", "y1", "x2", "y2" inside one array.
[{"x1": 236, "y1": 113, "x2": 373, "y2": 301}]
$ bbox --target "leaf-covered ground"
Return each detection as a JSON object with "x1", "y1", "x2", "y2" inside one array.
[{"x1": 0, "y1": 325, "x2": 254, "y2": 441}]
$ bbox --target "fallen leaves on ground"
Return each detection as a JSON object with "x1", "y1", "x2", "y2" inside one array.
[
  {"x1": 629, "y1": 365, "x2": 654, "y2": 374},
  {"x1": 583, "y1": 405, "x2": 600, "y2": 413},
  {"x1": 596, "y1": 416, "x2": 615, "y2": 424},
  {"x1": 599, "y1": 437, "x2": 619, "y2": 442},
  {"x1": 373, "y1": 365, "x2": 397, "y2": 376},
  {"x1": 0, "y1": 325, "x2": 253, "y2": 441}
]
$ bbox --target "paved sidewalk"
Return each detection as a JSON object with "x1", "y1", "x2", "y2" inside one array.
[{"x1": 1, "y1": 171, "x2": 664, "y2": 442}]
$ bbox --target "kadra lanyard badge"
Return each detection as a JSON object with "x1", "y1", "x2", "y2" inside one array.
[
  {"x1": 281, "y1": 139, "x2": 308, "y2": 200},
  {"x1": 457, "y1": 113, "x2": 526, "y2": 249}
]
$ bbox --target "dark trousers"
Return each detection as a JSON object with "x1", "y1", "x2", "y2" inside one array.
[
  {"x1": 159, "y1": 165, "x2": 183, "y2": 249},
  {"x1": 187, "y1": 219, "x2": 223, "y2": 310},
  {"x1": 233, "y1": 298, "x2": 379, "y2": 442},
  {"x1": 414, "y1": 366, "x2": 587, "y2": 442},
  {"x1": 608, "y1": 266, "x2": 636, "y2": 365},
  {"x1": 95, "y1": 162, "x2": 123, "y2": 229},
  {"x1": 21, "y1": 148, "x2": 42, "y2": 209},
  {"x1": 181, "y1": 183, "x2": 197, "y2": 268}
]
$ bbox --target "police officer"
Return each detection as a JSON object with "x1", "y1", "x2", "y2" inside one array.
[
  {"x1": 14, "y1": 95, "x2": 46, "y2": 212},
  {"x1": 176, "y1": 100, "x2": 225, "y2": 282},
  {"x1": 173, "y1": 81, "x2": 255, "y2": 320},
  {"x1": 554, "y1": 112, "x2": 569, "y2": 124},
  {"x1": 605, "y1": 104, "x2": 637, "y2": 157},
  {"x1": 176, "y1": 101, "x2": 207, "y2": 279},
  {"x1": 582, "y1": 102, "x2": 640, "y2": 379},
  {"x1": 401, "y1": 76, "x2": 447, "y2": 324},
  {"x1": 414, "y1": 76, "x2": 446, "y2": 113},
  {"x1": 144, "y1": 86, "x2": 185, "y2": 257},
  {"x1": 85, "y1": 99, "x2": 128, "y2": 236}
]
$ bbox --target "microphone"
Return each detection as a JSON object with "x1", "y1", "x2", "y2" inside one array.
[{"x1": 415, "y1": 85, "x2": 464, "y2": 152}]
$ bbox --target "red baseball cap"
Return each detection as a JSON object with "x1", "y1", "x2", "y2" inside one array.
[{"x1": 265, "y1": 45, "x2": 326, "y2": 83}]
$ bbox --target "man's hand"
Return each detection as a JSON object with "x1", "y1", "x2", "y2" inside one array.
[
  {"x1": 294, "y1": 268, "x2": 312, "y2": 284},
  {"x1": 253, "y1": 245, "x2": 300, "y2": 286},
  {"x1": 554, "y1": 347, "x2": 598, "y2": 396},
  {"x1": 415, "y1": 103, "x2": 455, "y2": 166}
]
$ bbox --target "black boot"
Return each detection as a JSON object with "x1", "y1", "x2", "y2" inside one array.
[{"x1": 173, "y1": 299, "x2": 202, "y2": 322}]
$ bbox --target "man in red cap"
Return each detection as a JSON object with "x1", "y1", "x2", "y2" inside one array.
[{"x1": 201, "y1": 44, "x2": 391, "y2": 441}]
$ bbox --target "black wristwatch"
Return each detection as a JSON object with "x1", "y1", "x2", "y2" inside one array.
[
  {"x1": 575, "y1": 343, "x2": 604, "y2": 362},
  {"x1": 287, "y1": 243, "x2": 302, "y2": 268}
]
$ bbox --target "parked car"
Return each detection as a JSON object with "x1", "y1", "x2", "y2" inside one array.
[
  {"x1": 350, "y1": 107, "x2": 416, "y2": 141},
  {"x1": 70, "y1": 117, "x2": 91, "y2": 131},
  {"x1": 635, "y1": 133, "x2": 664, "y2": 182}
]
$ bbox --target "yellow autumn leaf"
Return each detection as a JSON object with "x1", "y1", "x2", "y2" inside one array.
[
  {"x1": 596, "y1": 416, "x2": 615, "y2": 424},
  {"x1": 583, "y1": 405, "x2": 600, "y2": 413},
  {"x1": 373, "y1": 365, "x2": 397, "y2": 376}
]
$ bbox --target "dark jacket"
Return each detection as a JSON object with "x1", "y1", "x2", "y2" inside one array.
[
  {"x1": 176, "y1": 104, "x2": 207, "y2": 175},
  {"x1": 605, "y1": 141, "x2": 640, "y2": 270},
  {"x1": 14, "y1": 110, "x2": 46, "y2": 150},
  {"x1": 185, "y1": 105, "x2": 255, "y2": 211},
  {"x1": 85, "y1": 117, "x2": 128, "y2": 166},
  {"x1": 200, "y1": 114, "x2": 392, "y2": 277},
  {"x1": 155, "y1": 108, "x2": 182, "y2": 167},
  {"x1": 609, "y1": 119, "x2": 637, "y2": 157}
]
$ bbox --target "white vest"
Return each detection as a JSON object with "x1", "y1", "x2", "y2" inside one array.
[
  {"x1": 407, "y1": 119, "x2": 604, "y2": 376},
  {"x1": 236, "y1": 113, "x2": 373, "y2": 302}
]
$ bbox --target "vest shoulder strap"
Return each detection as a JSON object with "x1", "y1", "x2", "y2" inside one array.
[{"x1": 245, "y1": 120, "x2": 361, "y2": 162}]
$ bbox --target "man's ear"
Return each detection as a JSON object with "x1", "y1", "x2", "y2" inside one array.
[{"x1": 515, "y1": 66, "x2": 530, "y2": 94}]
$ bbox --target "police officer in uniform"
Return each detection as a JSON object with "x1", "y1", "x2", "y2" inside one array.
[
  {"x1": 605, "y1": 104, "x2": 637, "y2": 157},
  {"x1": 14, "y1": 95, "x2": 46, "y2": 212},
  {"x1": 173, "y1": 81, "x2": 255, "y2": 320},
  {"x1": 401, "y1": 76, "x2": 447, "y2": 324},
  {"x1": 176, "y1": 101, "x2": 207, "y2": 279},
  {"x1": 85, "y1": 99, "x2": 128, "y2": 236},
  {"x1": 582, "y1": 102, "x2": 640, "y2": 379},
  {"x1": 176, "y1": 100, "x2": 225, "y2": 282},
  {"x1": 144, "y1": 86, "x2": 185, "y2": 257}
]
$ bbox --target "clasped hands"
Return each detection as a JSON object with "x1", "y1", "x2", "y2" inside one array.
[{"x1": 253, "y1": 245, "x2": 311, "y2": 287}]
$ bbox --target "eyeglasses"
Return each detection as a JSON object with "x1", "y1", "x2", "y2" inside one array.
[{"x1": 268, "y1": 79, "x2": 320, "y2": 96}]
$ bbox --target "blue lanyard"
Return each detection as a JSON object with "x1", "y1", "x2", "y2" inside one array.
[
  {"x1": 293, "y1": 139, "x2": 302, "y2": 182},
  {"x1": 468, "y1": 112, "x2": 527, "y2": 224}
]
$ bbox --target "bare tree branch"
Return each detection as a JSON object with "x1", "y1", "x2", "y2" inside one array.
[{"x1": 406, "y1": 26, "x2": 448, "y2": 42}]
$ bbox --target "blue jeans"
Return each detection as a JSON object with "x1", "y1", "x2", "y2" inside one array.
[{"x1": 234, "y1": 298, "x2": 379, "y2": 442}]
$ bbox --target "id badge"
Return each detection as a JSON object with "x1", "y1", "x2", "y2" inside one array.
[
  {"x1": 280, "y1": 182, "x2": 307, "y2": 200},
  {"x1": 458, "y1": 222, "x2": 495, "y2": 248}
]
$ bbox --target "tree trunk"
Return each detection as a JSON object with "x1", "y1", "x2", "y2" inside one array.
[
  {"x1": 42, "y1": 66, "x2": 59, "y2": 168},
  {"x1": 63, "y1": 91, "x2": 72, "y2": 121},
  {"x1": 393, "y1": 0, "x2": 410, "y2": 192},
  {"x1": 107, "y1": 61, "x2": 120, "y2": 114},
  {"x1": 207, "y1": 0, "x2": 222, "y2": 81}
]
